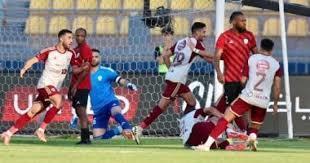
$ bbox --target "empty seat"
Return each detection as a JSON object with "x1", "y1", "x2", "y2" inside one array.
[
  {"x1": 53, "y1": 0, "x2": 73, "y2": 9},
  {"x1": 49, "y1": 16, "x2": 69, "y2": 34},
  {"x1": 150, "y1": 27, "x2": 162, "y2": 36},
  {"x1": 173, "y1": 17, "x2": 190, "y2": 35},
  {"x1": 246, "y1": 18, "x2": 259, "y2": 35},
  {"x1": 171, "y1": 0, "x2": 191, "y2": 10},
  {"x1": 76, "y1": 0, "x2": 97, "y2": 9},
  {"x1": 193, "y1": 17, "x2": 212, "y2": 35},
  {"x1": 123, "y1": 0, "x2": 144, "y2": 9},
  {"x1": 73, "y1": 16, "x2": 94, "y2": 34},
  {"x1": 287, "y1": 19, "x2": 308, "y2": 36},
  {"x1": 193, "y1": 0, "x2": 214, "y2": 10},
  {"x1": 120, "y1": 17, "x2": 129, "y2": 34},
  {"x1": 25, "y1": 16, "x2": 47, "y2": 34},
  {"x1": 263, "y1": 18, "x2": 280, "y2": 36},
  {"x1": 100, "y1": 0, "x2": 121, "y2": 9},
  {"x1": 96, "y1": 16, "x2": 117, "y2": 34},
  {"x1": 29, "y1": 0, "x2": 49, "y2": 9},
  {"x1": 289, "y1": 0, "x2": 308, "y2": 6},
  {"x1": 150, "y1": 0, "x2": 168, "y2": 10}
]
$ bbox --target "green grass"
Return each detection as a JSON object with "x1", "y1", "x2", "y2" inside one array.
[{"x1": 1, "y1": 137, "x2": 310, "y2": 163}]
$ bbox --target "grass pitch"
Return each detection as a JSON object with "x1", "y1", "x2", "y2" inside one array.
[{"x1": 0, "y1": 137, "x2": 310, "y2": 163}]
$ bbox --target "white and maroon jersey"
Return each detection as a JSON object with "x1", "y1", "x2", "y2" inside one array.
[
  {"x1": 35, "y1": 46, "x2": 76, "y2": 90},
  {"x1": 240, "y1": 54, "x2": 282, "y2": 108},
  {"x1": 165, "y1": 37, "x2": 205, "y2": 84},
  {"x1": 179, "y1": 110, "x2": 205, "y2": 144}
]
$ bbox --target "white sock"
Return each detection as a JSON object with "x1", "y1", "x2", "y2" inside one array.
[{"x1": 204, "y1": 136, "x2": 215, "y2": 147}]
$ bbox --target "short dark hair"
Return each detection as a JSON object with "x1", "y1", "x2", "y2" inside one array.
[
  {"x1": 191, "y1": 22, "x2": 206, "y2": 33},
  {"x1": 260, "y1": 38, "x2": 274, "y2": 51},
  {"x1": 58, "y1": 29, "x2": 72, "y2": 38},
  {"x1": 92, "y1": 48, "x2": 101, "y2": 54},
  {"x1": 161, "y1": 26, "x2": 174, "y2": 35},
  {"x1": 75, "y1": 28, "x2": 87, "y2": 36},
  {"x1": 229, "y1": 11, "x2": 244, "y2": 23}
]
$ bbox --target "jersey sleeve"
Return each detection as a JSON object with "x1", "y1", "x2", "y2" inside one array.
[
  {"x1": 215, "y1": 33, "x2": 226, "y2": 49},
  {"x1": 242, "y1": 63, "x2": 249, "y2": 78},
  {"x1": 35, "y1": 48, "x2": 50, "y2": 62},
  {"x1": 107, "y1": 68, "x2": 119, "y2": 82},
  {"x1": 195, "y1": 41, "x2": 206, "y2": 51},
  {"x1": 170, "y1": 43, "x2": 177, "y2": 54},
  {"x1": 81, "y1": 46, "x2": 93, "y2": 63},
  {"x1": 275, "y1": 67, "x2": 283, "y2": 77}
]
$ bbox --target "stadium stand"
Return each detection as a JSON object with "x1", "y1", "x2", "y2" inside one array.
[
  {"x1": 173, "y1": 16, "x2": 190, "y2": 35},
  {"x1": 150, "y1": 0, "x2": 168, "y2": 10},
  {"x1": 193, "y1": 0, "x2": 214, "y2": 10},
  {"x1": 49, "y1": 16, "x2": 69, "y2": 34},
  {"x1": 72, "y1": 16, "x2": 94, "y2": 34},
  {"x1": 53, "y1": 0, "x2": 73, "y2": 9},
  {"x1": 100, "y1": 0, "x2": 122, "y2": 10},
  {"x1": 171, "y1": 0, "x2": 191, "y2": 10},
  {"x1": 263, "y1": 18, "x2": 281, "y2": 36},
  {"x1": 287, "y1": 18, "x2": 308, "y2": 36},
  {"x1": 123, "y1": 0, "x2": 144, "y2": 9},
  {"x1": 96, "y1": 16, "x2": 117, "y2": 35}
]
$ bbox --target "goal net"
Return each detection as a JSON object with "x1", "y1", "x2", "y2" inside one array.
[{"x1": 0, "y1": 0, "x2": 308, "y2": 137}]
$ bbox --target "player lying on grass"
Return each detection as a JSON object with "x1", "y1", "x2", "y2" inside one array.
[
  {"x1": 133, "y1": 22, "x2": 213, "y2": 144},
  {"x1": 180, "y1": 107, "x2": 248, "y2": 151},
  {"x1": 1, "y1": 29, "x2": 76, "y2": 145},
  {"x1": 192, "y1": 38, "x2": 282, "y2": 152},
  {"x1": 90, "y1": 49, "x2": 138, "y2": 143}
]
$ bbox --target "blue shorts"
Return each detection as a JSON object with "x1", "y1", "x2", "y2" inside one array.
[{"x1": 92, "y1": 100, "x2": 120, "y2": 129}]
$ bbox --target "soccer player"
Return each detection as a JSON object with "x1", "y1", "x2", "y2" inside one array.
[
  {"x1": 1, "y1": 29, "x2": 76, "y2": 145},
  {"x1": 213, "y1": 11, "x2": 258, "y2": 132},
  {"x1": 180, "y1": 107, "x2": 248, "y2": 151},
  {"x1": 133, "y1": 22, "x2": 213, "y2": 143},
  {"x1": 68, "y1": 28, "x2": 92, "y2": 144},
  {"x1": 193, "y1": 38, "x2": 282, "y2": 151},
  {"x1": 90, "y1": 49, "x2": 138, "y2": 142}
]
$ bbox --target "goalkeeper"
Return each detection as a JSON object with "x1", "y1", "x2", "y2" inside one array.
[{"x1": 89, "y1": 48, "x2": 138, "y2": 143}]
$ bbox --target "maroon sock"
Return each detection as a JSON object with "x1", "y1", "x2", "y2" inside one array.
[
  {"x1": 40, "y1": 106, "x2": 59, "y2": 130},
  {"x1": 247, "y1": 127, "x2": 259, "y2": 135},
  {"x1": 210, "y1": 118, "x2": 229, "y2": 139},
  {"x1": 140, "y1": 105, "x2": 163, "y2": 129},
  {"x1": 13, "y1": 113, "x2": 32, "y2": 130},
  {"x1": 234, "y1": 117, "x2": 247, "y2": 132}
]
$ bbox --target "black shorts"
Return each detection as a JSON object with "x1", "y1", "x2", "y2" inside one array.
[
  {"x1": 72, "y1": 89, "x2": 90, "y2": 108},
  {"x1": 224, "y1": 82, "x2": 243, "y2": 105}
]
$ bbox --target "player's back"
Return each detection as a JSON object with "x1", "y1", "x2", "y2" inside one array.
[
  {"x1": 165, "y1": 37, "x2": 203, "y2": 84},
  {"x1": 90, "y1": 66, "x2": 118, "y2": 113},
  {"x1": 37, "y1": 47, "x2": 75, "y2": 90},
  {"x1": 240, "y1": 54, "x2": 280, "y2": 108}
]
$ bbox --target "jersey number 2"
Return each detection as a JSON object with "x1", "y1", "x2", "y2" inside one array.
[
  {"x1": 172, "y1": 52, "x2": 185, "y2": 66},
  {"x1": 254, "y1": 72, "x2": 266, "y2": 92}
]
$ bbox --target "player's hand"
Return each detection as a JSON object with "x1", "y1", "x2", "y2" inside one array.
[
  {"x1": 217, "y1": 72, "x2": 225, "y2": 84},
  {"x1": 272, "y1": 105, "x2": 278, "y2": 115},
  {"x1": 127, "y1": 83, "x2": 137, "y2": 91},
  {"x1": 82, "y1": 62, "x2": 90, "y2": 71},
  {"x1": 20, "y1": 68, "x2": 27, "y2": 78}
]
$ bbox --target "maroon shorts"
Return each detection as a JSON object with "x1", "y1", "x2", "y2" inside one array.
[
  {"x1": 230, "y1": 98, "x2": 267, "y2": 124},
  {"x1": 162, "y1": 80, "x2": 190, "y2": 100},
  {"x1": 34, "y1": 85, "x2": 60, "y2": 108},
  {"x1": 213, "y1": 95, "x2": 227, "y2": 113}
]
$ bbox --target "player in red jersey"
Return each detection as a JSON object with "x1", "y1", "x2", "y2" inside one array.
[
  {"x1": 214, "y1": 11, "x2": 258, "y2": 133},
  {"x1": 68, "y1": 28, "x2": 93, "y2": 144},
  {"x1": 132, "y1": 22, "x2": 213, "y2": 144},
  {"x1": 193, "y1": 39, "x2": 282, "y2": 151},
  {"x1": 1, "y1": 29, "x2": 76, "y2": 145}
]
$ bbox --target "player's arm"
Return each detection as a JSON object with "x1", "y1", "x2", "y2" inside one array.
[
  {"x1": 241, "y1": 62, "x2": 249, "y2": 86},
  {"x1": 20, "y1": 57, "x2": 39, "y2": 78},
  {"x1": 162, "y1": 47, "x2": 173, "y2": 68},
  {"x1": 116, "y1": 76, "x2": 138, "y2": 91},
  {"x1": 272, "y1": 76, "x2": 281, "y2": 114},
  {"x1": 214, "y1": 48, "x2": 225, "y2": 84},
  {"x1": 187, "y1": 38, "x2": 213, "y2": 62}
]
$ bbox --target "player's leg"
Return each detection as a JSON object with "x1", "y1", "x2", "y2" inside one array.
[
  {"x1": 72, "y1": 89, "x2": 91, "y2": 144},
  {"x1": 179, "y1": 91, "x2": 196, "y2": 115},
  {"x1": 247, "y1": 106, "x2": 267, "y2": 151},
  {"x1": 194, "y1": 98, "x2": 250, "y2": 151},
  {"x1": 35, "y1": 86, "x2": 63, "y2": 142},
  {"x1": 1, "y1": 102, "x2": 44, "y2": 145}
]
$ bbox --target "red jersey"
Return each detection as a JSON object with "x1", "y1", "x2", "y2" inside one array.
[
  {"x1": 71, "y1": 42, "x2": 92, "y2": 90},
  {"x1": 216, "y1": 29, "x2": 256, "y2": 82}
]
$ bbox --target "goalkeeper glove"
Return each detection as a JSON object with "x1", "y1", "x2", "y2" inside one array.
[{"x1": 127, "y1": 83, "x2": 137, "y2": 91}]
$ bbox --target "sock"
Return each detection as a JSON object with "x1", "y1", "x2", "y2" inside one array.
[
  {"x1": 247, "y1": 127, "x2": 259, "y2": 135},
  {"x1": 234, "y1": 117, "x2": 247, "y2": 132},
  {"x1": 209, "y1": 118, "x2": 229, "y2": 141},
  {"x1": 13, "y1": 113, "x2": 32, "y2": 132},
  {"x1": 113, "y1": 113, "x2": 131, "y2": 130},
  {"x1": 95, "y1": 127, "x2": 122, "y2": 139},
  {"x1": 40, "y1": 106, "x2": 59, "y2": 130},
  {"x1": 80, "y1": 128, "x2": 90, "y2": 142},
  {"x1": 183, "y1": 104, "x2": 195, "y2": 115},
  {"x1": 140, "y1": 105, "x2": 163, "y2": 129}
]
